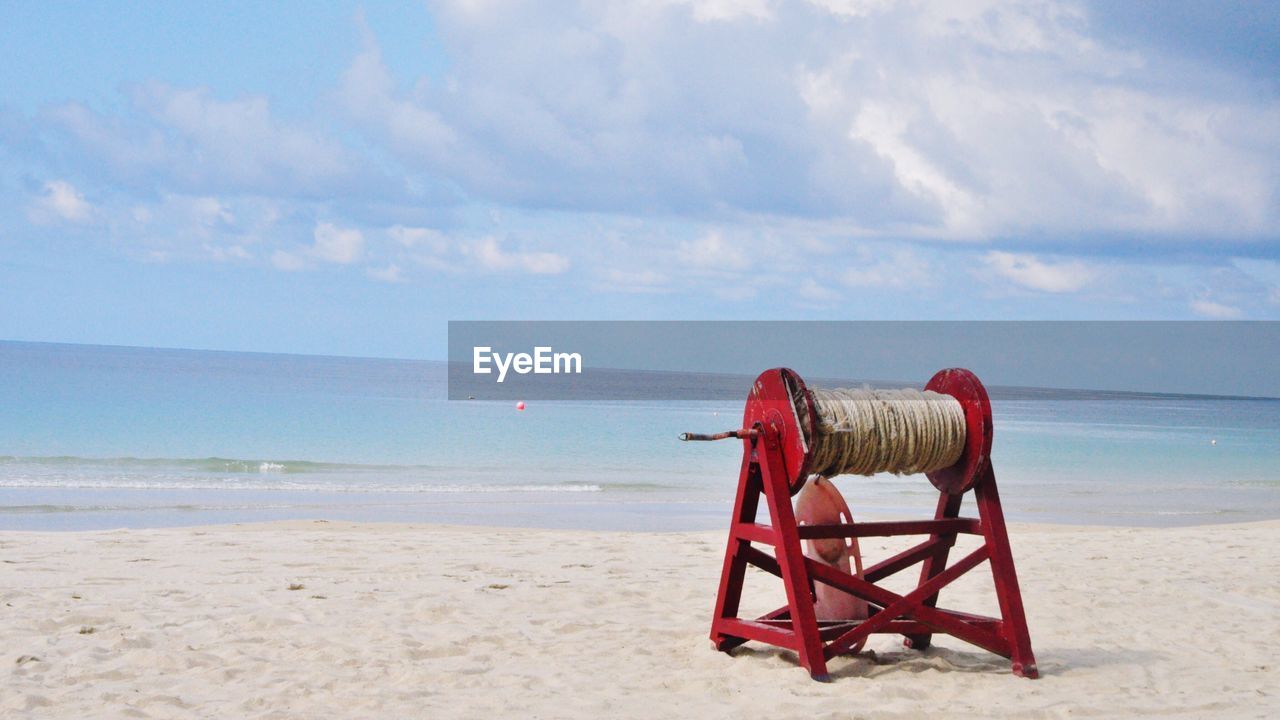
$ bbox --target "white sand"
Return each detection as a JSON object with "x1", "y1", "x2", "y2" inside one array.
[{"x1": 2, "y1": 519, "x2": 1277, "y2": 718}]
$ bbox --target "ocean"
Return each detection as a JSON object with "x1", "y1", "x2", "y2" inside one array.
[{"x1": 2, "y1": 340, "x2": 1278, "y2": 530}]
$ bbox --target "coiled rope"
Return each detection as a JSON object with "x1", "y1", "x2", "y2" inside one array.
[{"x1": 805, "y1": 388, "x2": 967, "y2": 477}]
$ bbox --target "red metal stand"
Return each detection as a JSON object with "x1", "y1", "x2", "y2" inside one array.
[{"x1": 706, "y1": 368, "x2": 1038, "y2": 681}]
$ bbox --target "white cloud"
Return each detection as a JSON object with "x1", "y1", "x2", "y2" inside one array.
[
  {"x1": 110, "y1": 193, "x2": 282, "y2": 264},
  {"x1": 388, "y1": 225, "x2": 449, "y2": 253},
  {"x1": 843, "y1": 246, "x2": 932, "y2": 288},
  {"x1": 336, "y1": 33, "x2": 457, "y2": 167},
  {"x1": 806, "y1": 0, "x2": 895, "y2": 18},
  {"x1": 29, "y1": 180, "x2": 93, "y2": 224},
  {"x1": 367, "y1": 264, "x2": 405, "y2": 283},
  {"x1": 470, "y1": 236, "x2": 569, "y2": 274},
  {"x1": 594, "y1": 267, "x2": 671, "y2": 294},
  {"x1": 310, "y1": 222, "x2": 364, "y2": 264},
  {"x1": 188, "y1": 197, "x2": 235, "y2": 228},
  {"x1": 410, "y1": 252, "x2": 464, "y2": 274},
  {"x1": 796, "y1": 277, "x2": 842, "y2": 303},
  {"x1": 145, "y1": 195, "x2": 234, "y2": 237},
  {"x1": 267, "y1": 222, "x2": 364, "y2": 270},
  {"x1": 205, "y1": 244, "x2": 251, "y2": 262},
  {"x1": 1190, "y1": 298, "x2": 1243, "y2": 319},
  {"x1": 271, "y1": 250, "x2": 307, "y2": 272},
  {"x1": 714, "y1": 285, "x2": 758, "y2": 301},
  {"x1": 677, "y1": 230, "x2": 750, "y2": 271},
  {"x1": 341, "y1": 0, "x2": 1279, "y2": 242},
  {"x1": 45, "y1": 83, "x2": 372, "y2": 198},
  {"x1": 851, "y1": 102, "x2": 981, "y2": 234},
  {"x1": 678, "y1": 0, "x2": 772, "y2": 22},
  {"x1": 983, "y1": 251, "x2": 1093, "y2": 293}
]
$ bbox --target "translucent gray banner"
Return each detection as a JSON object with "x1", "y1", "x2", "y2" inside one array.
[{"x1": 447, "y1": 321, "x2": 1280, "y2": 401}]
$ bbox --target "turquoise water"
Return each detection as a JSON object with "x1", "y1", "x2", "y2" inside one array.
[{"x1": 1, "y1": 341, "x2": 1278, "y2": 530}]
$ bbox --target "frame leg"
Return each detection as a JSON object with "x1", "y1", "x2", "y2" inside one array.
[
  {"x1": 759, "y1": 437, "x2": 829, "y2": 681},
  {"x1": 974, "y1": 464, "x2": 1039, "y2": 678},
  {"x1": 711, "y1": 455, "x2": 762, "y2": 651},
  {"x1": 903, "y1": 490, "x2": 963, "y2": 651}
]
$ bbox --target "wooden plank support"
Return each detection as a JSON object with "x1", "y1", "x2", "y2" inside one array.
[
  {"x1": 717, "y1": 619, "x2": 799, "y2": 650},
  {"x1": 818, "y1": 545, "x2": 992, "y2": 659},
  {"x1": 742, "y1": 545, "x2": 782, "y2": 577},
  {"x1": 862, "y1": 536, "x2": 950, "y2": 583},
  {"x1": 735, "y1": 522, "x2": 778, "y2": 546},
  {"x1": 809, "y1": 552, "x2": 1011, "y2": 659},
  {"x1": 797, "y1": 518, "x2": 981, "y2": 539}
]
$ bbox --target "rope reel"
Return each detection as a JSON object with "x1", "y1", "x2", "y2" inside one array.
[
  {"x1": 805, "y1": 387, "x2": 966, "y2": 478},
  {"x1": 683, "y1": 367, "x2": 993, "y2": 496}
]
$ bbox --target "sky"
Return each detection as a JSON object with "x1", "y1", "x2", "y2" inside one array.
[{"x1": 2, "y1": 0, "x2": 1279, "y2": 359}]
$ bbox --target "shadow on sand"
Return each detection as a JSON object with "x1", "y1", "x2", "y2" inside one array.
[{"x1": 726, "y1": 643, "x2": 1168, "y2": 680}]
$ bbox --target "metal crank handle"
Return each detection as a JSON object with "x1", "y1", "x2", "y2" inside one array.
[{"x1": 679, "y1": 428, "x2": 757, "y2": 441}]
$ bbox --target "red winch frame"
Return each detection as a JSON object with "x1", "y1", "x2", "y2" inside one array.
[{"x1": 694, "y1": 367, "x2": 1037, "y2": 682}]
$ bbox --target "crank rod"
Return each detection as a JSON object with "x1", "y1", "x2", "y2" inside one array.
[{"x1": 679, "y1": 428, "x2": 757, "y2": 442}]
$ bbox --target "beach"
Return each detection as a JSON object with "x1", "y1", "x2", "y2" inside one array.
[
  {"x1": 6, "y1": 0, "x2": 1280, "y2": 714},
  {"x1": 3, "y1": 519, "x2": 1276, "y2": 718}
]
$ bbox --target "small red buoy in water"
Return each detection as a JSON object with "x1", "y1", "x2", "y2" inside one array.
[{"x1": 516, "y1": 401, "x2": 526, "y2": 411}]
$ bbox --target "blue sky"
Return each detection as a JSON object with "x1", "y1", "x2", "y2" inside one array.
[{"x1": 2, "y1": 0, "x2": 1279, "y2": 358}]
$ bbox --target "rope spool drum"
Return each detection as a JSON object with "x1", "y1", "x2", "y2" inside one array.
[{"x1": 742, "y1": 368, "x2": 993, "y2": 495}]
